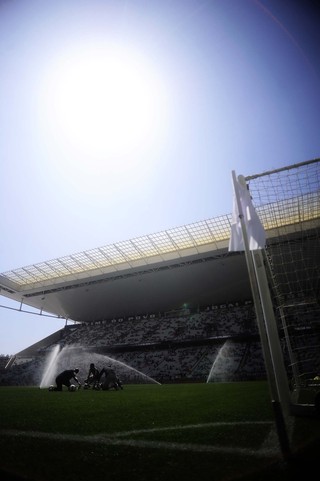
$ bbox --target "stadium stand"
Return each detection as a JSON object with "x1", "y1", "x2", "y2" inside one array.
[{"x1": 0, "y1": 303, "x2": 266, "y2": 386}]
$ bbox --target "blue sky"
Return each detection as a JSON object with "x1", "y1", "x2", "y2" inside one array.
[{"x1": 1, "y1": 0, "x2": 319, "y2": 355}]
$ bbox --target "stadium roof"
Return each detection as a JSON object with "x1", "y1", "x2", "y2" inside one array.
[
  {"x1": 0, "y1": 215, "x2": 233, "y2": 291},
  {"x1": 0, "y1": 159, "x2": 319, "y2": 324},
  {"x1": 0, "y1": 214, "x2": 252, "y2": 321}
]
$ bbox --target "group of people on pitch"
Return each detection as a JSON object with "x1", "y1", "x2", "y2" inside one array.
[
  {"x1": 84, "y1": 363, "x2": 123, "y2": 391},
  {"x1": 52, "y1": 363, "x2": 123, "y2": 391}
]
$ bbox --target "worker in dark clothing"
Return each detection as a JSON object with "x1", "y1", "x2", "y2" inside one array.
[
  {"x1": 85, "y1": 363, "x2": 100, "y2": 389},
  {"x1": 99, "y1": 366, "x2": 122, "y2": 391},
  {"x1": 54, "y1": 368, "x2": 81, "y2": 391}
]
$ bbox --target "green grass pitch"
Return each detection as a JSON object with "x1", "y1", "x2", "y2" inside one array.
[{"x1": 0, "y1": 381, "x2": 319, "y2": 481}]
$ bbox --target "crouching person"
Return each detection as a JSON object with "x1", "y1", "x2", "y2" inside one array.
[
  {"x1": 84, "y1": 363, "x2": 100, "y2": 390},
  {"x1": 99, "y1": 367, "x2": 120, "y2": 391},
  {"x1": 54, "y1": 368, "x2": 81, "y2": 391}
]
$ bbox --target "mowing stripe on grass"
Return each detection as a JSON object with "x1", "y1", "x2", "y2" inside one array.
[{"x1": 1, "y1": 421, "x2": 279, "y2": 459}]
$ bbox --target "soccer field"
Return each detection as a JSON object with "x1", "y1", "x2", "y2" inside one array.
[{"x1": 0, "y1": 382, "x2": 319, "y2": 481}]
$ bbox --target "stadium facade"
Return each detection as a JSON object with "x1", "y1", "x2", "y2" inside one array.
[{"x1": 0, "y1": 159, "x2": 319, "y2": 399}]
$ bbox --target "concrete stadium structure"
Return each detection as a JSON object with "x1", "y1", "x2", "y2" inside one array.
[
  {"x1": 0, "y1": 215, "x2": 250, "y2": 325},
  {"x1": 0, "y1": 158, "x2": 319, "y2": 374}
]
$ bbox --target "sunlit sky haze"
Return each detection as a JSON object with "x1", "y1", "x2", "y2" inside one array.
[{"x1": 0, "y1": 0, "x2": 319, "y2": 354}]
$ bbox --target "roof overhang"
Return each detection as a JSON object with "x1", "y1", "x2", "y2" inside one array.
[{"x1": 1, "y1": 185, "x2": 319, "y2": 322}]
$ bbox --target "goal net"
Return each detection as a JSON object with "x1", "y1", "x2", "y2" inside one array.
[{"x1": 245, "y1": 159, "x2": 320, "y2": 394}]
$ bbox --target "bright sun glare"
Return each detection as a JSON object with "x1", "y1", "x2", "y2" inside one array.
[{"x1": 42, "y1": 43, "x2": 167, "y2": 166}]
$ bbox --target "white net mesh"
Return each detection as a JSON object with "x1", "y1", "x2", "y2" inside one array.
[{"x1": 246, "y1": 159, "x2": 320, "y2": 388}]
